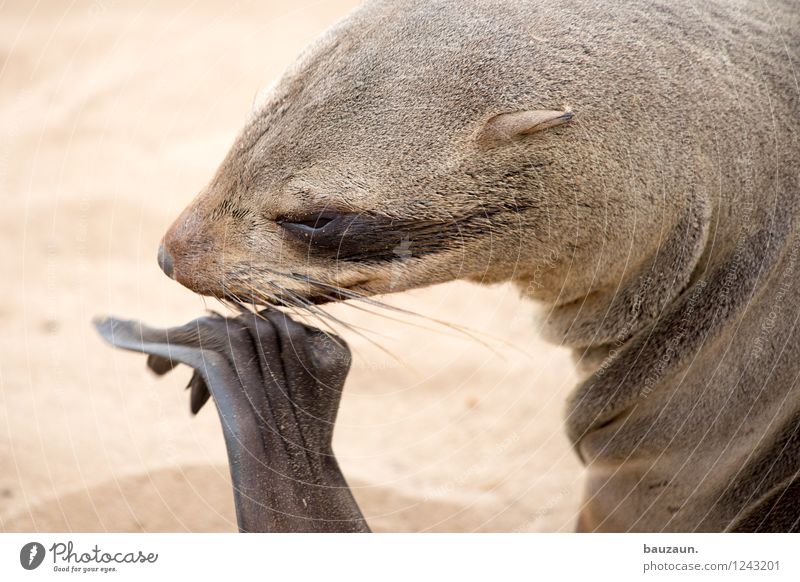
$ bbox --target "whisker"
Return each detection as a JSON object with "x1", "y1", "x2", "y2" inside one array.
[
  {"x1": 236, "y1": 280, "x2": 352, "y2": 352},
  {"x1": 236, "y1": 279, "x2": 406, "y2": 369},
  {"x1": 260, "y1": 281, "x2": 413, "y2": 372},
  {"x1": 308, "y1": 288, "x2": 469, "y2": 340},
  {"x1": 237, "y1": 266, "x2": 533, "y2": 362},
  {"x1": 235, "y1": 277, "x2": 413, "y2": 373},
  {"x1": 295, "y1": 273, "x2": 516, "y2": 360},
  {"x1": 260, "y1": 282, "x2": 353, "y2": 344}
]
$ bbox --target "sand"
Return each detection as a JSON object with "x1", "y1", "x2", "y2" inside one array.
[{"x1": 0, "y1": 0, "x2": 583, "y2": 532}]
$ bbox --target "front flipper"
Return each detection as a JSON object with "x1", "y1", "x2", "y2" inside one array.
[{"x1": 94, "y1": 311, "x2": 370, "y2": 532}]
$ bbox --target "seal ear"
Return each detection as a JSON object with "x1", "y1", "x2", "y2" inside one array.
[{"x1": 477, "y1": 109, "x2": 573, "y2": 148}]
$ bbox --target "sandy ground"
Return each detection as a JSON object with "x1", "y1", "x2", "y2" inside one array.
[{"x1": 0, "y1": 0, "x2": 583, "y2": 532}]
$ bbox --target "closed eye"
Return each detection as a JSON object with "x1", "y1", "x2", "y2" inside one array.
[
  {"x1": 277, "y1": 212, "x2": 336, "y2": 234},
  {"x1": 277, "y1": 211, "x2": 459, "y2": 262}
]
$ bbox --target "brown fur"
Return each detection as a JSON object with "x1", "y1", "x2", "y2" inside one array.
[{"x1": 161, "y1": 0, "x2": 800, "y2": 531}]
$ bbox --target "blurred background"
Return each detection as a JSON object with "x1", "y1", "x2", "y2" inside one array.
[{"x1": 0, "y1": 0, "x2": 582, "y2": 532}]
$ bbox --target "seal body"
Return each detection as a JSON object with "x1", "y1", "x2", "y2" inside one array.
[{"x1": 159, "y1": 0, "x2": 800, "y2": 531}]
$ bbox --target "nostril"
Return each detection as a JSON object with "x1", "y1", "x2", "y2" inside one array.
[{"x1": 157, "y1": 244, "x2": 174, "y2": 279}]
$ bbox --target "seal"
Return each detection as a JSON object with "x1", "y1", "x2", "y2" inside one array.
[{"x1": 154, "y1": 0, "x2": 800, "y2": 531}]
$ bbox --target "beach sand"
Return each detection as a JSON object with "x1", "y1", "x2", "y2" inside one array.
[{"x1": 0, "y1": 0, "x2": 583, "y2": 532}]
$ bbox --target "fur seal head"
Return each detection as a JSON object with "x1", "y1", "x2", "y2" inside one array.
[
  {"x1": 152, "y1": 0, "x2": 800, "y2": 533},
  {"x1": 158, "y1": 0, "x2": 700, "y2": 342}
]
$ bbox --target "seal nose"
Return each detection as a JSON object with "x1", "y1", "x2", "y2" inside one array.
[{"x1": 157, "y1": 244, "x2": 174, "y2": 278}]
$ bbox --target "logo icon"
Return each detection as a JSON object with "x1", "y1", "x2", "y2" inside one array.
[{"x1": 20, "y1": 542, "x2": 46, "y2": 570}]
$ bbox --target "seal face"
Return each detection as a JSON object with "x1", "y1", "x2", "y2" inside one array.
[
  {"x1": 158, "y1": 0, "x2": 800, "y2": 532},
  {"x1": 158, "y1": 1, "x2": 586, "y2": 308}
]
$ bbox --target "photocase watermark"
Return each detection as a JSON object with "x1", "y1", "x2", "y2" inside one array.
[
  {"x1": 388, "y1": 236, "x2": 413, "y2": 290},
  {"x1": 512, "y1": 486, "x2": 572, "y2": 532},
  {"x1": 0, "y1": 89, "x2": 34, "y2": 192},
  {"x1": 594, "y1": 275, "x2": 654, "y2": 378},
  {"x1": 19, "y1": 542, "x2": 46, "y2": 570},
  {"x1": 18, "y1": 540, "x2": 158, "y2": 574},
  {"x1": 511, "y1": 248, "x2": 562, "y2": 326},
  {"x1": 719, "y1": 198, "x2": 756, "y2": 302},
  {"x1": 638, "y1": 278, "x2": 707, "y2": 398},
  {"x1": 423, "y1": 432, "x2": 520, "y2": 501},
  {"x1": 750, "y1": 236, "x2": 800, "y2": 360},
  {"x1": 354, "y1": 357, "x2": 401, "y2": 372},
  {"x1": 524, "y1": 248, "x2": 561, "y2": 295}
]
